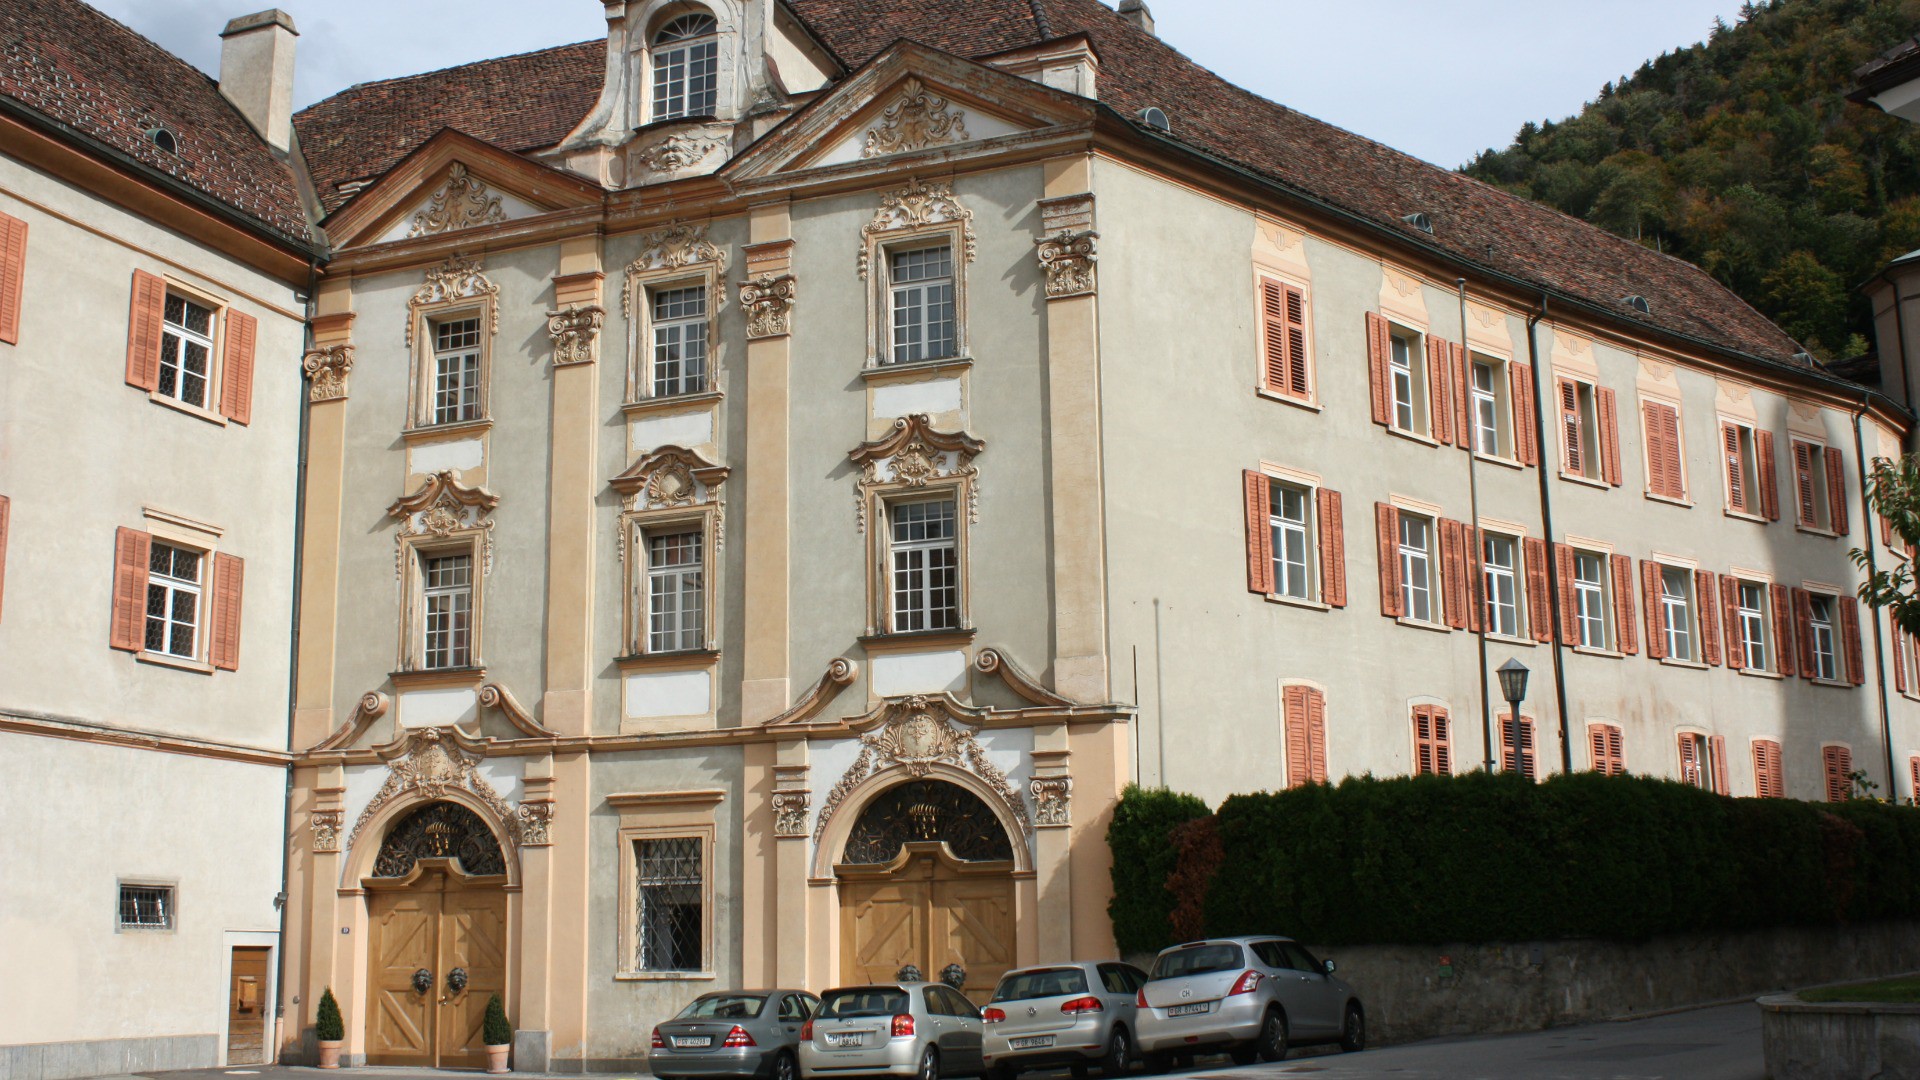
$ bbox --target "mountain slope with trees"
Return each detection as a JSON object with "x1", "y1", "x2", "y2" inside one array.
[{"x1": 1465, "y1": 0, "x2": 1920, "y2": 362}]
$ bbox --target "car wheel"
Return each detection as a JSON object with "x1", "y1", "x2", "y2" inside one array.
[
  {"x1": 917, "y1": 1045, "x2": 939, "y2": 1080},
  {"x1": 1141, "y1": 1051, "x2": 1172, "y2": 1075},
  {"x1": 1340, "y1": 1003, "x2": 1367, "y2": 1053},
  {"x1": 1255, "y1": 1008, "x2": 1289, "y2": 1063},
  {"x1": 1100, "y1": 1027, "x2": 1131, "y2": 1077},
  {"x1": 774, "y1": 1053, "x2": 798, "y2": 1080}
]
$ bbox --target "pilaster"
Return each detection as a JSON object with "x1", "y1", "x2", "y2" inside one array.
[
  {"x1": 513, "y1": 758, "x2": 557, "y2": 1070},
  {"x1": 293, "y1": 282, "x2": 355, "y2": 749},
  {"x1": 1029, "y1": 732, "x2": 1074, "y2": 962},
  {"x1": 741, "y1": 201, "x2": 794, "y2": 721},
  {"x1": 545, "y1": 237, "x2": 604, "y2": 736},
  {"x1": 771, "y1": 752, "x2": 813, "y2": 986}
]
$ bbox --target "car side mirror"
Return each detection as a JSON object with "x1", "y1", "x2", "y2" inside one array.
[{"x1": 1323, "y1": 959, "x2": 1336, "y2": 974}]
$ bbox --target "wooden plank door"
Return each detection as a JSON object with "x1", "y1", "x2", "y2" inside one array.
[
  {"x1": 225, "y1": 946, "x2": 271, "y2": 1065},
  {"x1": 438, "y1": 885, "x2": 510, "y2": 1068},
  {"x1": 931, "y1": 876, "x2": 1015, "y2": 1005},
  {"x1": 840, "y1": 876, "x2": 931, "y2": 986},
  {"x1": 367, "y1": 889, "x2": 440, "y2": 1066}
]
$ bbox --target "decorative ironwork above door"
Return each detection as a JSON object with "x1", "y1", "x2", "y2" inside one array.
[
  {"x1": 842, "y1": 779, "x2": 1012, "y2": 865},
  {"x1": 373, "y1": 800, "x2": 506, "y2": 878}
]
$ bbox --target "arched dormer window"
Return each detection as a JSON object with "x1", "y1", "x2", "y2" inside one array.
[{"x1": 651, "y1": 13, "x2": 719, "y2": 122}]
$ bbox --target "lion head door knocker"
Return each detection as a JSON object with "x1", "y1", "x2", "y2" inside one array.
[
  {"x1": 895, "y1": 964, "x2": 924, "y2": 983},
  {"x1": 412, "y1": 968, "x2": 433, "y2": 994},
  {"x1": 940, "y1": 963, "x2": 967, "y2": 991},
  {"x1": 447, "y1": 967, "x2": 469, "y2": 995}
]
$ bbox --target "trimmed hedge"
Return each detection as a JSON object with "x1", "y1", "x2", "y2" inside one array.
[
  {"x1": 1115, "y1": 771, "x2": 1920, "y2": 948},
  {"x1": 1107, "y1": 785, "x2": 1211, "y2": 955}
]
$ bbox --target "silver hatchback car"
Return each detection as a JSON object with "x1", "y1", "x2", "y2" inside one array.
[
  {"x1": 1134, "y1": 936, "x2": 1364, "y2": 1067},
  {"x1": 981, "y1": 962, "x2": 1147, "y2": 1080},
  {"x1": 799, "y1": 982, "x2": 984, "y2": 1080},
  {"x1": 650, "y1": 989, "x2": 821, "y2": 1080}
]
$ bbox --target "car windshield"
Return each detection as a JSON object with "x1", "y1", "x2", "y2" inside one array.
[
  {"x1": 678, "y1": 994, "x2": 767, "y2": 1020},
  {"x1": 1151, "y1": 943, "x2": 1244, "y2": 979},
  {"x1": 818, "y1": 988, "x2": 910, "y2": 1018},
  {"x1": 993, "y1": 968, "x2": 1089, "y2": 1002}
]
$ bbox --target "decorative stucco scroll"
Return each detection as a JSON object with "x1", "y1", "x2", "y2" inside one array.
[
  {"x1": 311, "y1": 690, "x2": 392, "y2": 753},
  {"x1": 858, "y1": 179, "x2": 977, "y2": 279},
  {"x1": 476, "y1": 682, "x2": 557, "y2": 739},
  {"x1": 863, "y1": 78, "x2": 970, "y2": 158},
  {"x1": 1029, "y1": 776, "x2": 1072, "y2": 827},
  {"x1": 406, "y1": 254, "x2": 500, "y2": 345},
  {"x1": 762, "y1": 658, "x2": 859, "y2": 726},
  {"x1": 975, "y1": 648, "x2": 1073, "y2": 707},
  {"x1": 546, "y1": 303, "x2": 604, "y2": 366},
  {"x1": 302, "y1": 344, "x2": 355, "y2": 402},
  {"x1": 388, "y1": 470, "x2": 501, "y2": 578},
  {"x1": 813, "y1": 694, "x2": 1031, "y2": 844},
  {"x1": 408, "y1": 164, "x2": 507, "y2": 237},
  {"x1": 345, "y1": 726, "x2": 518, "y2": 854},
  {"x1": 515, "y1": 801, "x2": 554, "y2": 846},
  {"x1": 310, "y1": 809, "x2": 345, "y2": 852},
  {"x1": 739, "y1": 273, "x2": 796, "y2": 339},
  {"x1": 623, "y1": 224, "x2": 727, "y2": 316},
  {"x1": 848, "y1": 414, "x2": 985, "y2": 532}
]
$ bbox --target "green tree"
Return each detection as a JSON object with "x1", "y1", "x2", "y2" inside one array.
[
  {"x1": 1760, "y1": 249, "x2": 1848, "y2": 352},
  {"x1": 1855, "y1": 455, "x2": 1920, "y2": 636}
]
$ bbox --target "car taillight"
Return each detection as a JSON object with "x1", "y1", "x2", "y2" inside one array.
[
  {"x1": 723, "y1": 1025, "x2": 756, "y2": 1048},
  {"x1": 651, "y1": 1028, "x2": 666, "y2": 1049},
  {"x1": 1228, "y1": 970, "x2": 1263, "y2": 996},
  {"x1": 801, "y1": 1020, "x2": 814, "y2": 1040},
  {"x1": 982, "y1": 1007, "x2": 1006, "y2": 1023},
  {"x1": 1136, "y1": 989, "x2": 1148, "y2": 1008},
  {"x1": 1060, "y1": 996, "x2": 1104, "y2": 1015},
  {"x1": 892, "y1": 1014, "x2": 916, "y2": 1038}
]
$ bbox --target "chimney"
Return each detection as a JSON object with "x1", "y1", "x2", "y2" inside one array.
[
  {"x1": 1117, "y1": 0, "x2": 1156, "y2": 36},
  {"x1": 218, "y1": 10, "x2": 298, "y2": 153}
]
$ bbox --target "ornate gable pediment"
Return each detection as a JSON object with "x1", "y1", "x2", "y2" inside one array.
[
  {"x1": 609, "y1": 445, "x2": 730, "y2": 512},
  {"x1": 389, "y1": 469, "x2": 500, "y2": 576},
  {"x1": 849, "y1": 414, "x2": 984, "y2": 531}
]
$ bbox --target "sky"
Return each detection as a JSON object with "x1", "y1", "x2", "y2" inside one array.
[{"x1": 95, "y1": 0, "x2": 1752, "y2": 169}]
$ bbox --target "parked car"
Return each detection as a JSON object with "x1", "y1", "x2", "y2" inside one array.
[
  {"x1": 980, "y1": 961, "x2": 1147, "y2": 1080},
  {"x1": 799, "y1": 982, "x2": 984, "y2": 1080},
  {"x1": 652, "y1": 989, "x2": 821, "y2": 1080},
  {"x1": 1133, "y1": 936, "x2": 1364, "y2": 1068}
]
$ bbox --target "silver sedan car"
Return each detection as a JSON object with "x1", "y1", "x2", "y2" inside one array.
[
  {"x1": 799, "y1": 982, "x2": 984, "y2": 1080},
  {"x1": 981, "y1": 962, "x2": 1147, "y2": 1079},
  {"x1": 651, "y1": 989, "x2": 821, "y2": 1080},
  {"x1": 1134, "y1": 936, "x2": 1364, "y2": 1068}
]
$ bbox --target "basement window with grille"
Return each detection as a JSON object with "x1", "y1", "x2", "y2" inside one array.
[{"x1": 118, "y1": 883, "x2": 175, "y2": 930}]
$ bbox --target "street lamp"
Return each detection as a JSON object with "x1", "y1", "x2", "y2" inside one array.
[{"x1": 1496, "y1": 658, "x2": 1530, "y2": 774}]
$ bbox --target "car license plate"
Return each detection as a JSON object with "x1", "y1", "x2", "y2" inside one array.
[
  {"x1": 1009, "y1": 1036, "x2": 1054, "y2": 1050},
  {"x1": 827, "y1": 1033, "x2": 864, "y2": 1048},
  {"x1": 673, "y1": 1036, "x2": 712, "y2": 1049},
  {"x1": 1167, "y1": 1002, "x2": 1210, "y2": 1017}
]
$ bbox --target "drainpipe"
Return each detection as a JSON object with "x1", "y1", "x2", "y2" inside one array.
[
  {"x1": 1459, "y1": 280, "x2": 1494, "y2": 770},
  {"x1": 1851, "y1": 392, "x2": 1898, "y2": 797},
  {"x1": 1527, "y1": 296, "x2": 1575, "y2": 775}
]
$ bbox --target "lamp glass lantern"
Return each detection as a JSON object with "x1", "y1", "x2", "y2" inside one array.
[{"x1": 1496, "y1": 658, "x2": 1530, "y2": 709}]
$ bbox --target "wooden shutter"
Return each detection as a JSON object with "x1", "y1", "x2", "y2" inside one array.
[
  {"x1": 1305, "y1": 687, "x2": 1327, "y2": 783},
  {"x1": 1823, "y1": 745, "x2": 1852, "y2": 803},
  {"x1": 1756, "y1": 431, "x2": 1779, "y2": 522},
  {"x1": 1284, "y1": 685, "x2": 1327, "y2": 787},
  {"x1": 1793, "y1": 589, "x2": 1816, "y2": 680},
  {"x1": 1721, "y1": 575, "x2": 1746, "y2": 670},
  {"x1": 1911, "y1": 756, "x2": 1920, "y2": 804},
  {"x1": 125, "y1": 270, "x2": 166, "y2": 390},
  {"x1": 1510, "y1": 361, "x2": 1538, "y2": 465},
  {"x1": 1589, "y1": 723, "x2": 1625, "y2": 776},
  {"x1": 1642, "y1": 560, "x2": 1666, "y2": 660},
  {"x1": 1259, "y1": 279, "x2": 1310, "y2": 399},
  {"x1": 1428, "y1": 336, "x2": 1453, "y2": 445},
  {"x1": 1558, "y1": 379, "x2": 1584, "y2": 476},
  {"x1": 1413, "y1": 706, "x2": 1452, "y2": 776},
  {"x1": 1375, "y1": 502, "x2": 1403, "y2": 617},
  {"x1": 1793, "y1": 442, "x2": 1819, "y2": 527},
  {"x1": 1597, "y1": 386, "x2": 1622, "y2": 486},
  {"x1": 208, "y1": 552, "x2": 244, "y2": 671},
  {"x1": 1243, "y1": 471, "x2": 1274, "y2": 595},
  {"x1": 1365, "y1": 312, "x2": 1391, "y2": 426},
  {"x1": 1554, "y1": 543, "x2": 1579, "y2": 644},
  {"x1": 1439, "y1": 519, "x2": 1466, "y2": 630},
  {"x1": 1706, "y1": 735, "x2": 1729, "y2": 795},
  {"x1": 1524, "y1": 537, "x2": 1552, "y2": 642},
  {"x1": 1318, "y1": 488, "x2": 1346, "y2": 608},
  {"x1": 1826, "y1": 448, "x2": 1849, "y2": 536},
  {"x1": 1770, "y1": 582, "x2": 1796, "y2": 677},
  {"x1": 1754, "y1": 740, "x2": 1785, "y2": 799},
  {"x1": 1839, "y1": 597, "x2": 1865, "y2": 685},
  {"x1": 1455, "y1": 345, "x2": 1473, "y2": 454},
  {"x1": 1501, "y1": 713, "x2": 1536, "y2": 780},
  {"x1": 220, "y1": 309, "x2": 257, "y2": 425},
  {"x1": 1697, "y1": 570, "x2": 1723, "y2": 667},
  {"x1": 1465, "y1": 526, "x2": 1484, "y2": 634},
  {"x1": 1611, "y1": 554, "x2": 1638, "y2": 654},
  {"x1": 1722, "y1": 424, "x2": 1747, "y2": 514},
  {"x1": 1678, "y1": 734, "x2": 1702, "y2": 788},
  {"x1": 1643, "y1": 401, "x2": 1680, "y2": 499},
  {"x1": 110, "y1": 527, "x2": 152, "y2": 651},
  {"x1": 0, "y1": 494, "x2": 8, "y2": 623},
  {"x1": 0, "y1": 210, "x2": 26, "y2": 345}
]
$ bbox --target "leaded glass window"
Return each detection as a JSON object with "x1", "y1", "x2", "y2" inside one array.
[
  {"x1": 636, "y1": 837, "x2": 703, "y2": 972},
  {"x1": 158, "y1": 293, "x2": 214, "y2": 409},
  {"x1": 145, "y1": 542, "x2": 201, "y2": 658},
  {"x1": 651, "y1": 286, "x2": 708, "y2": 397}
]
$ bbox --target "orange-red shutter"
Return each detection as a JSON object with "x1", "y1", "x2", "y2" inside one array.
[
  {"x1": 1428, "y1": 336, "x2": 1453, "y2": 445},
  {"x1": 208, "y1": 552, "x2": 244, "y2": 671},
  {"x1": 1465, "y1": 526, "x2": 1485, "y2": 634},
  {"x1": 1770, "y1": 582, "x2": 1795, "y2": 677},
  {"x1": 125, "y1": 270, "x2": 166, "y2": 391},
  {"x1": 1644, "y1": 401, "x2": 1684, "y2": 499},
  {"x1": 1524, "y1": 537, "x2": 1552, "y2": 642},
  {"x1": 1722, "y1": 424, "x2": 1746, "y2": 514},
  {"x1": 1754, "y1": 740, "x2": 1785, "y2": 799},
  {"x1": 1895, "y1": 631, "x2": 1909, "y2": 695},
  {"x1": 1284, "y1": 285, "x2": 1309, "y2": 397},
  {"x1": 1757, "y1": 430, "x2": 1779, "y2": 522},
  {"x1": 1826, "y1": 448, "x2": 1849, "y2": 536},
  {"x1": 1260, "y1": 279, "x2": 1286, "y2": 394},
  {"x1": 0, "y1": 493, "x2": 9, "y2": 622},
  {"x1": 1283, "y1": 685, "x2": 1310, "y2": 788},
  {"x1": 1502, "y1": 713, "x2": 1536, "y2": 780},
  {"x1": 220, "y1": 309, "x2": 257, "y2": 425},
  {"x1": 1554, "y1": 543, "x2": 1579, "y2": 644},
  {"x1": 1678, "y1": 734, "x2": 1701, "y2": 787},
  {"x1": 1376, "y1": 502, "x2": 1403, "y2": 617},
  {"x1": 1243, "y1": 471, "x2": 1274, "y2": 595},
  {"x1": 1455, "y1": 345, "x2": 1473, "y2": 454},
  {"x1": 1439, "y1": 519, "x2": 1466, "y2": 630},
  {"x1": 1793, "y1": 589, "x2": 1816, "y2": 680},
  {"x1": 1823, "y1": 745, "x2": 1852, "y2": 802},
  {"x1": 1589, "y1": 723, "x2": 1624, "y2": 776},
  {"x1": 1511, "y1": 361, "x2": 1538, "y2": 465},
  {"x1": 1721, "y1": 575, "x2": 1746, "y2": 670},
  {"x1": 1793, "y1": 442, "x2": 1818, "y2": 526},
  {"x1": 1318, "y1": 488, "x2": 1346, "y2": 608},
  {"x1": 1612, "y1": 554, "x2": 1638, "y2": 654},
  {"x1": 1839, "y1": 597, "x2": 1865, "y2": 685},
  {"x1": 110, "y1": 527, "x2": 151, "y2": 651},
  {"x1": 1305, "y1": 688, "x2": 1328, "y2": 783},
  {"x1": 1597, "y1": 386, "x2": 1622, "y2": 486},
  {"x1": 1642, "y1": 559, "x2": 1666, "y2": 661},
  {"x1": 1697, "y1": 570, "x2": 1723, "y2": 666},
  {"x1": 1365, "y1": 312, "x2": 1391, "y2": 426},
  {"x1": 1709, "y1": 735, "x2": 1730, "y2": 796},
  {"x1": 0, "y1": 210, "x2": 26, "y2": 345},
  {"x1": 1558, "y1": 379, "x2": 1583, "y2": 475},
  {"x1": 1911, "y1": 755, "x2": 1920, "y2": 803},
  {"x1": 1413, "y1": 706, "x2": 1453, "y2": 776}
]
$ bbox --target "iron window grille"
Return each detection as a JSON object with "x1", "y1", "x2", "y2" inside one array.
[
  {"x1": 431, "y1": 318, "x2": 483, "y2": 425},
  {"x1": 145, "y1": 542, "x2": 202, "y2": 659},
  {"x1": 118, "y1": 884, "x2": 174, "y2": 929},
  {"x1": 646, "y1": 530, "x2": 704, "y2": 653},
  {"x1": 158, "y1": 293, "x2": 215, "y2": 409},
  {"x1": 889, "y1": 497, "x2": 959, "y2": 632},
  {"x1": 650, "y1": 286, "x2": 709, "y2": 397},
  {"x1": 423, "y1": 553, "x2": 473, "y2": 669},
  {"x1": 1267, "y1": 481, "x2": 1313, "y2": 601},
  {"x1": 635, "y1": 837, "x2": 703, "y2": 972},
  {"x1": 887, "y1": 245, "x2": 956, "y2": 364}
]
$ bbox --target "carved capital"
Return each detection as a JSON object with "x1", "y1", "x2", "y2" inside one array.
[
  {"x1": 515, "y1": 801, "x2": 554, "y2": 846},
  {"x1": 772, "y1": 790, "x2": 812, "y2": 837},
  {"x1": 302, "y1": 344, "x2": 355, "y2": 402},
  {"x1": 739, "y1": 273, "x2": 796, "y2": 339},
  {"x1": 1029, "y1": 775, "x2": 1072, "y2": 827},
  {"x1": 310, "y1": 809, "x2": 345, "y2": 852},
  {"x1": 1036, "y1": 229, "x2": 1098, "y2": 298},
  {"x1": 546, "y1": 303, "x2": 604, "y2": 366}
]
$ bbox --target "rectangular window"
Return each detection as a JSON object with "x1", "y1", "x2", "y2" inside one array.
[
  {"x1": 1573, "y1": 551, "x2": 1608, "y2": 649},
  {"x1": 1723, "y1": 423, "x2": 1760, "y2": 515},
  {"x1": 1398, "y1": 513, "x2": 1434, "y2": 623},
  {"x1": 889, "y1": 497, "x2": 959, "y2": 632},
  {"x1": 157, "y1": 292, "x2": 214, "y2": 409},
  {"x1": 1808, "y1": 594, "x2": 1837, "y2": 681},
  {"x1": 635, "y1": 836, "x2": 704, "y2": 971},
  {"x1": 1388, "y1": 332, "x2": 1421, "y2": 433},
  {"x1": 1661, "y1": 567, "x2": 1694, "y2": 662},
  {"x1": 431, "y1": 317, "x2": 483, "y2": 425},
  {"x1": 1590, "y1": 723, "x2": 1626, "y2": 777},
  {"x1": 1642, "y1": 400, "x2": 1686, "y2": 500},
  {"x1": 422, "y1": 553, "x2": 473, "y2": 669},
  {"x1": 118, "y1": 884, "x2": 174, "y2": 930},
  {"x1": 646, "y1": 530, "x2": 704, "y2": 653},
  {"x1": 144, "y1": 542, "x2": 202, "y2": 659},
  {"x1": 1412, "y1": 706, "x2": 1451, "y2": 776},
  {"x1": 1737, "y1": 581, "x2": 1769, "y2": 671},
  {"x1": 888, "y1": 246, "x2": 956, "y2": 364},
  {"x1": 1559, "y1": 378, "x2": 1600, "y2": 479},
  {"x1": 650, "y1": 286, "x2": 708, "y2": 397},
  {"x1": 651, "y1": 26, "x2": 718, "y2": 121},
  {"x1": 1269, "y1": 481, "x2": 1313, "y2": 601},
  {"x1": 1470, "y1": 358, "x2": 1504, "y2": 456},
  {"x1": 1482, "y1": 533, "x2": 1520, "y2": 638},
  {"x1": 1679, "y1": 732, "x2": 1715, "y2": 791}
]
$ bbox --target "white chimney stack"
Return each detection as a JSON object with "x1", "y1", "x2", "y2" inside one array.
[
  {"x1": 1117, "y1": 0, "x2": 1156, "y2": 37},
  {"x1": 218, "y1": 9, "x2": 298, "y2": 153}
]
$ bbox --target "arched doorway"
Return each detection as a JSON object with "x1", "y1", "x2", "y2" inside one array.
[
  {"x1": 363, "y1": 801, "x2": 509, "y2": 1068},
  {"x1": 835, "y1": 779, "x2": 1016, "y2": 1004}
]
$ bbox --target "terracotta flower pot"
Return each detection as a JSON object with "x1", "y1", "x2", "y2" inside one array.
[
  {"x1": 486, "y1": 1043, "x2": 511, "y2": 1074},
  {"x1": 317, "y1": 1040, "x2": 343, "y2": 1069}
]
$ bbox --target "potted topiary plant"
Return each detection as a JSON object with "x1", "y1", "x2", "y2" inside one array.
[
  {"x1": 483, "y1": 992, "x2": 512, "y2": 1074},
  {"x1": 315, "y1": 987, "x2": 345, "y2": 1069}
]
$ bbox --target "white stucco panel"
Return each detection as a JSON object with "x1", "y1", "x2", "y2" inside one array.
[
  {"x1": 631, "y1": 410, "x2": 715, "y2": 453},
  {"x1": 870, "y1": 650, "x2": 969, "y2": 696},
  {"x1": 408, "y1": 436, "x2": 484, "y2": 476},
  {"x1": 625, "y1": 668, "x2": 714, "y2": 718},
  {"x1": 397, "y1": 686, "x2": 478, "y2": 728},
  {"x1": 872, "y1": 377, "x2": 962, "y2": 418}
]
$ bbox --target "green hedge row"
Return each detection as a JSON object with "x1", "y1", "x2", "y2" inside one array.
[{"x1": 1109, "y1": 773, "x2": 1920, "y2": 952}]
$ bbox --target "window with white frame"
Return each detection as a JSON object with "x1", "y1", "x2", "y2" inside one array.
[
  {"x1": 889, "y1": 497, "x2": 960, "y2": 632},
  {"x1": 157, "y1": 292, "x2": 215, "y2": 409},
  {"x1": 887, "y1": 245, "x2": 957, "y2": 364},
  {"x1": 1678, "y1": 732, "x2": 1715, "y2": 790},
  {"x1": 1269, "y1": 480, "x2": 1314, "y2": 601},
  {"x1": 650, "y1": 14, "x2": 718, "y2": 122},
  {"x1": 118, "y1": 884, "x2": 174, "y2": 930},
  {"x1": 1736, "y1": 580, "x2": 1769, "y2": 671},
  {"x1": 1573, "y1": 550, "x2": 1609, "y2": 649},
  {"x1": 1399, "y1": 513, "x2": 1435, "y2": 623},
  {"x1": 1388, "y1": 330, "x2": 1423, "y2": 434},
  {"x1": 422, "y1": 552, "x2": 473, "y2": 669},
  {"x1": 1470, "y1": 356, "x2": 1507, "y2": 456},
  {"x1": 634, "y1": 836, "x2": 704, "y2": 972},
  {"x1": 1559, "y1": 378, "x2": 1601, "y2": 479},
  {"x1": 646, "y1": 529, "x2": 704, "y2": 653},
  {"x1": 1808, "y1": 593, "x2": 1838, "y2": 681},
  {"x1": 1661, "y1": 566, "x2": 1695, "y2": 662},
  {"x1": 431, "y1": 317, "x2": 483, "y2": 425},
  {"x1": 650, "y1": 286, "x2": 709, "y2": 397},
  {"x1": 144, "y1": 541, "x2": 202, "y2": 659},
  {"x1": 1482, "y1": 532, "x2": 1521, "y2": 638},
  {"x1": 1723, "y1": 422, "x2": 1761, "y2": 515}
]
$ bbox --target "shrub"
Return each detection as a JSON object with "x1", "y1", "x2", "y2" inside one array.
[
  {"x1": 316, "y1": 987, "x2": 344, "y2": 1042},
  {"x1": 483, "y1": 992, "x2": 512, "y2": 1047},
  {"x1": 1107, "y1": 785, "x2": 1210, "y2": 955}
]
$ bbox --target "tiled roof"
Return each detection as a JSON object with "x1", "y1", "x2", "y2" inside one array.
[
  {"x1": 0, "y1": 0, "x2": 311, "y2": 242},
  {"x1": 294, "y1": 40, "x2": 605, "y2": 216}
]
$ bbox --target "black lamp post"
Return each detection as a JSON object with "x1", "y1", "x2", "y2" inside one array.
[{"x1": 1496, "y1": 658, "x2": 1530, "y2": 773}]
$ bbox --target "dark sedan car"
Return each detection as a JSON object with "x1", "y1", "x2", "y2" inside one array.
[{"x1": 652, "y1": 989, "x2": 821, "y2": 1080}]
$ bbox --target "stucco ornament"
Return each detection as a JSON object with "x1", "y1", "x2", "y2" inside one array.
[
  {"x1": 346, "y1": 726, "x2": 518, "y2": 854},
  {"x1": 624, "y1": 224, "x2": 727, "y2": 318},
  {"x1": 310, "y1": 809, "x2": 345, "y2": 852},
  {"x1": 1036, "y1": 230, "x2": 1098, "y2": 298},
  {"x1": 302, "y1": 344, "x2": 354, "y2": 402},
  {"x1": 546, "y1": 303, "x2": 604, "y2": 366},
  {"x1": 388, "y1": 470, "x2": 501, "y2": 578},
  {"x1": 636, "y1": 132, "x2": 729, "y2": 176},
  {"x1": 610, "y1": 446, "x2": 730, "y2": 564},
  {"x1": 772, "y1": 789, "x2": 812, "y2": 837},
  {"x1": 1029, "y1": 776, "x2": 1072, "y2": 827},
  {"x1": 408, "y1": 163, "x2": 507, "y2": 237},
  {"x1": 739, "y1": 273, "x2": 796, "y2": 339},
  {"x1": 848, "y1": 414, "x2": 985, "y2": 532},
  {"x1": 863, "y1": 78, "x2": 970, "y2": 158},
  {"x1": 859, "y1": 179, "x2": 977, "y2": 279},
  {"x1": 407, "y1": 254, "x2": 500, "y2": 345},
  {"x1": 813, "y1": 695, "x2": 1031, "y2": 844},
  {"x1": 515, "y1": 801, "x2": 554, "y2": 846}
]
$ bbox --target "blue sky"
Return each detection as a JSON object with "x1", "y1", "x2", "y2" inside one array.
[{"x1": 97, "y1": 0, "x2": 1748, "y2": 168}]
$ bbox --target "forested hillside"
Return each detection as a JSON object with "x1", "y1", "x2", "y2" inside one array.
[{"x1": 1465, "y1": 0, "x2": 1920, "y2": 362}]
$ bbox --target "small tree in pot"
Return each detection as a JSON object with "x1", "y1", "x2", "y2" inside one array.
[
  {"x1": 483, "y1": 992, "x2": 513, "y2": 1074},
  {"x1": 315, "y1": 987, "x2": 345, "y2": 1069}
]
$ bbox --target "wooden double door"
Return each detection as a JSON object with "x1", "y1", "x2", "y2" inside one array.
[
  {"x1": 839, "y1": 844, "x2": 1016, "y2": 1004},
  {"x1": 366, "y1": 861, "x2": 509, "y2": 1068}
]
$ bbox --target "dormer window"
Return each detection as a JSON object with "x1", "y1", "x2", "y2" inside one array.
[{"x1": 652, "y1": 13, "x2": 718, "y2": 122}]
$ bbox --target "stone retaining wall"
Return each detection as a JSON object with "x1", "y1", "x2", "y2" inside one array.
[{"x1": 1758, "y1": 993, "x2": 1920, "y2": 1080}]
